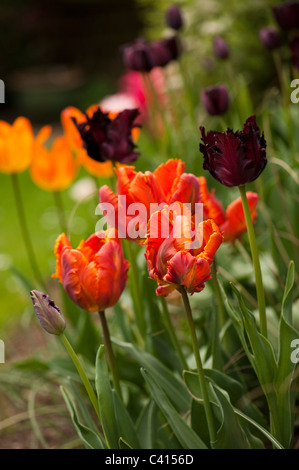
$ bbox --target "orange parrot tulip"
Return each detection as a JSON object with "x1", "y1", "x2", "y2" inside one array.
[
  {"x1": 145, "y1": 202, "x2": 223, "y2": 296},
  {"x1": 52, "y1": 229, "x2": 129, "y2": 312},
  {"x1": 0, "y1": 117, "x2": 34, "y2": 174},
  {"x1": 30, "y1": 125, "x2": 77, "y2": 192},
  {"x1": 99, "y1": 159, "x2": 201, "y2": 243}
]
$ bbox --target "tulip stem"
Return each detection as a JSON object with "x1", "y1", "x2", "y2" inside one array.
[
  {"x1": 11, "y1": 173, "x2": 46, "y2": 291},
  {"x1": 99, "y1": 310, "x2": 123, "y2": 400},
  {"x1": 53, "y1": 190, "x2": 67, "y2": 233},
  {"x1": 239, "y1": 185, "x2": 267, "y2": 338},
  {"x1": 179, "y1": 286, "x2": 216, "y2": 445},
  {"x1": 60, "y1": 333, "x2": 101, "y2": 423},
  {"x1": 160, "y1": 296, "x2": 188, "y2": 371},
  {"x1": 124, "y1": 240, "x2": 146, "y2": 337}
]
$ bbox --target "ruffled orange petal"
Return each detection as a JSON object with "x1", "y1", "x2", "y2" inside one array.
[
  {"x1": 153, "y1": 159, "x2": 185, "y2": 202},
  {"x1": 52, "y1": 233, "x2": 72, "y2": 281}
]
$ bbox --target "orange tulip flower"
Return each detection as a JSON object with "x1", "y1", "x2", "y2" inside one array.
[
  {"x1": 30, "y1": 125, "x2": 77, "y2": 192},
  {"x1": 99, "y1": 159, "x2": 200, "y2": 243},
  {"x1": 145, "y1": 202, "x2": 223, "y2": 296},
  {"x1": 198, "y1": 177, "x2": 258, "y2": 243},
  {"x1": 52, "y1": 229, "x2": 129, "y2": 312},
  {"x1": 0, "y1": 117, "x2": 34, "y2": 174}
]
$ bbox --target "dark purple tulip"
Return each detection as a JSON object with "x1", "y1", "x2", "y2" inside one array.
[
  {"x1": 151, "y1": 40, "x2": 173, "y2": 67},
  {"x1": 30, "y1": 290, "x2": 66, "y2": 336},
  {"x1": 213, "y1": 36, "x2": 230, "y2": 59},
  {"x1": 199, "y1": 116, "x2": 267, "y2": 187},
  {"x1": 272, "y1": 1, "x2": 299, "y2": 30},
  {"x1": 120, "y1": 38, "x2": 154, "y2": 72},
  {"x1": 72, "y1": 107, "x2": 141, "y2": 164},
  {"x1": 290, "y1": 34, "x2": 299, "y2": 69},
  {"x1": 259, "y1": 27, "x2": 281, "y2": 50},
  {"x1": 165, "y1": 5, "x2": 183, "y2": 30},
  {"x1": 201, "y1": 85, "x2": 230, "y2": 116}
]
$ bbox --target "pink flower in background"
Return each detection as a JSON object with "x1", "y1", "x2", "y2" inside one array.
[{"x1": 118, "y1": 69, "x2": 165, "y2": 121}]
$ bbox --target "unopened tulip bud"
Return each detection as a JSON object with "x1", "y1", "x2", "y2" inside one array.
[
  {"x1": 30, "y1": 290, "x2": 66, "y2": 335},
  {"x1": 213, "y1": 36, "x2": 230, "y2": 60},
  {"x1": 201, "y1": 85, "x2": 230, "y2": 116},
  {"x1": 165, "y1": 5, "x2": 183, "y2": 30},
  {"x1": 259, "y1": 27, "x2": 281, "y2": 50}
]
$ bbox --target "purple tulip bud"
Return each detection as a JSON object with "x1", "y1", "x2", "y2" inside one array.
[
  {"x1": 213, "y1": 36, "x2": 230, "y2": 60},
  {"x1": 165, "y1": 5, "x2": 184, "y2": 30},
  {"x1": 272, "y1": 1, "x2": 299, "y2": 31},
  {"x1": 120, "y1": 38, "x2": 154, "y2": 72},
  {"x1": 201, "y1": 85, "x2": 230, "y2": 116},
  {"x1": 199, "y1": 116, "x2": 267, "y2": 187},
  {"x1": 259, "y1": 27, "x2": 281, "y2": 50},
  {"x1": 290, "y1": 34, "x2": 299, "y2": 69},
  {"x1": 151, "y1": 40, "x2": 173, "y2": 67},
  {"x1": 30, "y1": 290, "x2": 66, "y2": 336}
]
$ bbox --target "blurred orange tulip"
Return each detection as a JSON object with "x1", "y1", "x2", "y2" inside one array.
[
  {"x1": 30, "y1": 125, "x2": 77, "y2": 192},
  {"x1": 0, "y1": 117, "x2": 34, "y2": 174},
  {"x1": 198, "y1": 176, "x2": 258, "y2": 243},
  {"x1": 145, "y1": 202, "x2": 223, "y2": 296},
  {"x1": 52, "y1": 229, "x2": 129, "y2": 312}
]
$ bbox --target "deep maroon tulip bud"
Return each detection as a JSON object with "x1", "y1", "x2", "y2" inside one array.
[
  {"x1": 201, "y1": 85, "x2": 230, "y2": 116},
  {"x1": 259, "y1": 27, "x2": 281, "y2": 50},
  {"x1": 213, "y1": 36, "x2": 230, "y2": 59},
  {"x1": 165, "y1": 5, "x2": 183, "y2": 30},
  {"x1": 151, "y1": 40, "x2": 172, "y2": 67},
  {"x1": 121, "y1": 38, "x2": 154, "y2": 72},
  {"x1": 290, "y1": 35, "x2": 299, "y2": 69},
  {"x1": 72, "y1": 107, "x2": 140, "y2": 164},
  {"x1": 163, "y1": 35, "x2": 181, "y2": 61},
  {"x1": 30, "y1": 290, "x2": 66, "y2": 336},
  {"x1": 151, "y1": 36, "x2": 180, "y2": 67},
  {"x1": 199, "y1": 116, "x2": 267, "y2": 187},
  {"x1": 272, "y1": 1, "x2": 299, "y2": 30}
]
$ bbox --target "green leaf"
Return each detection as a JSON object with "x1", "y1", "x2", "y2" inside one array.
[
  {"x1": 233, "y1": 408, "x2": 284, "y2": 449},
  {"x1": 209, "y1": 384, "x2": 251, "y2": 449},
  {"x1": 95, "y1": 345, "x2": 119, "y2": 449},
  {"x1": 112, "y1": 390, "x2": 140, "y2": 449},
  {"x1": 113, "y1": 339, "x2": 190, "y2": 412},
  {"x1": 230, "y1": 283, "x2": 278, "y2": 387},
  {"x1": 60, "y1": 386, "x2": 105, "y2": 449},
  {"x1": 274, "y1": 261, "x2": 298, "y2": 448},
  {"x1": 141, "y1": 368, "x2": 207, "y2": 449},
  {"x1": 119, "y1": 438, "x2": 133, "y2": 449},
  {"x1": 136, "y1": 400, "x2": 157, "y2": 449}
]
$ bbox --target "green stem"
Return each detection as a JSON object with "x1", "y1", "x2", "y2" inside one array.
[
  {"x1": 160, "y1": 296, "x2": 188, "y2": 370},
  {"x1": 179, "y1": 286, "x2": 216, "y2": 445},
  {"x1": 53, "y1": 190, "x2": 67, "y2": 233},
  {"x1": 11, "y1": 173, "x2": 46, "y2": 290},
  {"x1": 99, "y1": 310, "x2": 122, "y2": 400},
  {"x1": 212, "y1": 260, "x2": 226, "y2": 329},
  {"x1": 239, "y1": 185, "x2": 267, "y2": 338},
  {"x1": 60, "y1": 333, "x2": 101, "y2": 423},
  {"x1": 124, "y1": 240, "x2": 146, "y2": 337}
]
